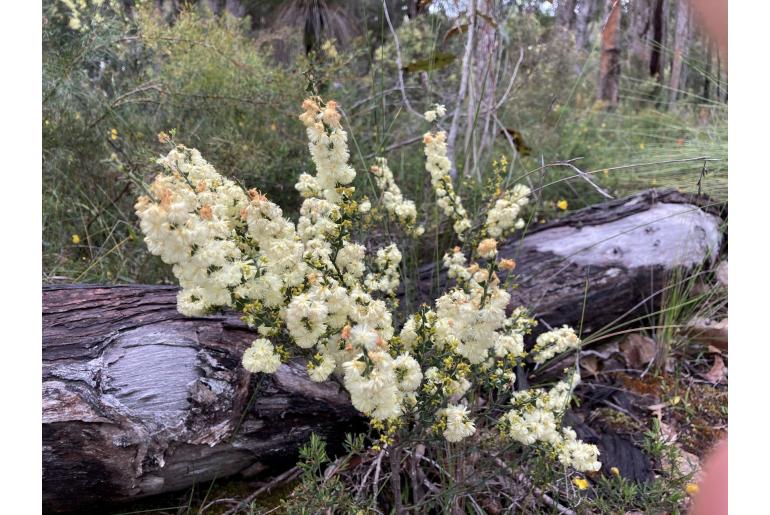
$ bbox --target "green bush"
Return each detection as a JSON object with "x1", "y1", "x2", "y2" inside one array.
[{"x1": 43, "y1": 1, "x2": 310, "y2": 283}]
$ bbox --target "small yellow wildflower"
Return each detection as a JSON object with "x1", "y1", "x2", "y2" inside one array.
[
  {"x1": 610, "y1": 466, "x2": 620, "y2": 477},
  {"x1": 321, "y1": 39, "x2": 339, "y2": 58},
  {"x1": 639, "y1": 142, "x2": 646, "y2": 150},
  {"x1": 110, "y1": 128, "x2": 119, "y2": 140},
  {"x1": 686, "y1": 483, "x2": 700, "y2": 496},
  {"x1": 672, "y1": 395, "x2": 681, "y2": 405},
  {"x1": 556, "y1": 199, "x2": 568, "y2": 211},
  {"x1": 71, "y1": 234, "x2": 81, "y2": 244},
  {"x1": 572, "y1": 477, "x2": 589, "y2": 490}
]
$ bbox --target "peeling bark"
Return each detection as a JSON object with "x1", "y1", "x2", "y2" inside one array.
[{"x1": 597, "y1": 1, "x2": 623, "y2": 107}]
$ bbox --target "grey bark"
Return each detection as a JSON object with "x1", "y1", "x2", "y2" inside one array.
[
  {"x1": 668, "y1": 0, "x2": 691, "y2": 105},
  {"x1": 629, "y1": 0, "x2": 653, "y2": 71},
  {"x1": 447, "y1": 0, "x2": 476, "y2": 178},
  {"x1": 556, "y1": 0, "x2": 577, "y2": 30},
  {"x1": 42, "y1": 189, "x2": 723, "y2": 512},
  {"x1": 42, "y1": 286, "x2": 359, "y2": 513},
  {"x1": 575, "y1": 0, "x2": 599, "y2": 50},
  {"x1": 703, "y1": 37, "x2": 712, "y2": 101},
  {"x1": 412, "y1": 189, "x2": 724, "y2": 338},
  {"x1": 466, "y1": 0, "x2": 499, "y2": 180}
]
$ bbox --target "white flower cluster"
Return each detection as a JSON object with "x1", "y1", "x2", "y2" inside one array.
[
  {"x1": 135, "y1": 147, "x2": 251, "y2": 317},
  {"x1": 440, "y1": 404, "x2": 476, "y2": 442},
  {"x1": 365, "y1": 244, "x2": 403, "y2": 296},
  {"x1": 499, "y1": 371, "x2": 601, "y2": 472},
  {"x1": 531, "y1": 326, "x2": 582, "y2": 364},
  {"x1": 443, "y1": 247, "x2": 471, "y2": 283},
  {"x1": 434, "y1": 279, "x2": 511, "y2": 365},
  {"x1": 242, "y1": 338, "x2": 282, "y2": 374},
  {"x1": 558, "y1": 427, "x2": 602, "y2": 472},
  {"x1": 298, "y1": 99, "x2": 355, "y2": 203},
  {"x1": 342, "y1": 349, "x2": 423, "y2": 420},
  {"x1": 423, "y1": 103, "x2": 447, "y2": 123},
  {"x1": 484, "y1": 184, "x2": 531, "y2": 238},
  {"x1": 369, "y1": 158, "x2": 424, "y2": 237},
  {"x1": 423, "y1": 131, "x2": 472, "y2": 239},
  {"x1": 136, "y1": 96, "x2": 599, "y2": 473}
]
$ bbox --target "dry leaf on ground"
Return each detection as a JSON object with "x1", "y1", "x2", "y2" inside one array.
[
  {"x1": 619, "y1": 334, "x2": 658, "y2": 369},
  {"x1": 702, "y1": 355, "x2": 726, "y2": 384}
]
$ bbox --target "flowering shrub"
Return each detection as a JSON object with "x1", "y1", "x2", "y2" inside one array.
[{"x1": 135, "y1": 96, "x2": 600, "y2": 479}]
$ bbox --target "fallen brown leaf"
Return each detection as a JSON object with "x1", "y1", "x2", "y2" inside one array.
[
  {"x1": 582, "y1": 355, "x2": 600, "y2": 377},
  {"x1": 702, "y1": 355, "x2": 726, "y2": 384},
  {"x1": 619, "y1": 333, "x2": 658, "y2": 369}
]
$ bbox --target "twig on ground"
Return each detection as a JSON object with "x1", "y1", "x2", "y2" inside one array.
[
  {"x1": 389, "y1": 445, "x2": 405, "y2": 514},
  {"x1": 357, "y1": 451, "x2": 382, "y2": 498}
]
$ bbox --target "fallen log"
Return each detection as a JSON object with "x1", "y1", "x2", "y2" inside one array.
[
  {"x1": 42, "y1": 285, "x2": 361, "y2": 513},
  {"x1": 414, "y1": 188, "x2": 725, "y2": 338},
  {"x1": 42, "y1": 189, "x2": 724, "y2": 512}
]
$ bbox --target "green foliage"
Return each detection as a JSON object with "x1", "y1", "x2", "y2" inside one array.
[
  {"x1": 43, "y1": 0, "x2": 309, "y2": 284},
  {"x1": 280, "y1": 434, "x2": 363, "y2": 515}
]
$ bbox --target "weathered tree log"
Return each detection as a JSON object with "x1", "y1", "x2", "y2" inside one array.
[
  {"x1": 413, "y1": 188, "x2": 724, "y2": 338},
  {"x1": 42, "y1": 285, "x2": 361, "y2": 513},
  {"x1": 42, "y1": 189, "x2": 723, "y2": 512}
]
